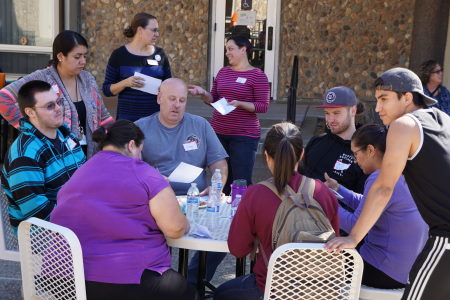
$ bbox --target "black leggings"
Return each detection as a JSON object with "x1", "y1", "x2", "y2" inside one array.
[
  {"x1": 362, "y1": 260, "x2": 405, "y2": 289},
  {"x1": 85, "y1": 269, "x2": 198, "y2": 300}
]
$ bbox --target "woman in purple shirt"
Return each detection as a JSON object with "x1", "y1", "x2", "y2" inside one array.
[
  {"x1": 51, "y1": 120, "x2": 195, "y2": 300},
  {"x1": 325, "y1": 124, "x2": 427, "y2": 289}
]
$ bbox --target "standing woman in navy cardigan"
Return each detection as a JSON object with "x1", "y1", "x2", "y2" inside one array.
[
  {"x1": 103, "y1": 13, "x2": 171, "y2": 121},
  {"x1": 189, "y1": 36, "x2": 270, "y2": 194}
]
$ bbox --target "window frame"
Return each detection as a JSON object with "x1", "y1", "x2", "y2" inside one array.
[{"x1": 0, "y1": 0, "x2": 61, "y2": 56}]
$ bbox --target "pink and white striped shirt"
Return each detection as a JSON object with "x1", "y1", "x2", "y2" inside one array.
[{"x1": 210, "y1": 66, "x2": 270, "y2": 138}]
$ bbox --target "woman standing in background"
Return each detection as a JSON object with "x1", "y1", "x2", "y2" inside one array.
[
  {"x1": 189, "y1": 36, "x2": 269, "y2": 195},
  {"x1": 103, "y1": 13, "x2": 172, "y2": 121},
  {"x1": 0, "y1": 30, "x2": 113, "y2": 158}
]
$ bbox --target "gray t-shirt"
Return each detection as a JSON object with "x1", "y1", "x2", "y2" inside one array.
[{"x1": 135, "y1": 113, "x2": 228, "y2": 195}]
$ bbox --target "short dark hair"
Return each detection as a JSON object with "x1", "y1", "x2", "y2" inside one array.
[
  {"x1": 352, "y1": 123, "x2": 387, "y2": 154},
  {"x1": 123, "y1": 13, "x2": 157, "y2": 38},
  {"x1": 17, "y1": 80, "x2": 52, "y2": 119},
  {"x1": 374, "y1": 77, "x2": 427, "y2": 108},
  {"x1": 92, "y1": 119, "x2": 145, "y2": 150},
  {"x1": 52, "y1": 30, "x2": 88, "y2": 67},
  {"x1": 263, "y1": 122, "x2": 303, "y2": 194},
  {"x1": 227, "y1": 36, "x2": 253, "y2": 58},
  {"x1": 419, "y1": 60, "x2": 440, "y2": 85}
]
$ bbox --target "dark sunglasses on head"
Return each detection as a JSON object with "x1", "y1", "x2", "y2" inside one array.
[{"x1": 34, "y1": 98, "x2": 64, "y2": 111}]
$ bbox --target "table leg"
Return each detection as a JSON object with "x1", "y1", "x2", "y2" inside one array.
[
  {"x1": 178, "y1": 248, "x2": 189, "y2": 278},
  {"x1": 236, "y1": 256, "x2": 246, "y2": 277},
  {"x1": 197, "y1": 251, "x2": 207, "y2": 298}
]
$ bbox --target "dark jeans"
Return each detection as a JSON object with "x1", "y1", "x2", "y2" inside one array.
[
  {"x1": 85, "y1": 269, "x2": 198, "y2": 300},
  {"x1": 362, "y1": 260, "x2": 405, "y2": 289},
  {"x1": 187, "y1": 251, "x2": 227, "y2": 285},
  {"x1": 217, "y1": 134, "x2": 259, "y2": 195},
  {"x1": 213, "y1": 273, "x2": 263, "y2": 300}
]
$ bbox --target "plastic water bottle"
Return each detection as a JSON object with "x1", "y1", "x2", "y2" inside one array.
[
  {"x1": 187, "y1": 183, "x2": 200, "y2": 223},
  {"x1": 207, "y1": 169, "x2": 222, "y2": 212},
  {"x1": 230, "y1": 194, "x2": 242, "y2": 218}
]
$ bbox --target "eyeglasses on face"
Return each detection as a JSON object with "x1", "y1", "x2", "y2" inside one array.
[
  {"x1": 146, "y1": 27, "x2": 159, "y2": 33},
  {"x1": 431, "y1": 69, "x2": 443, "y2": 74},
  {"x1": 352, "y1": 148, "x2": 363, "y2": 160},
  {"x1": 34, "y1": 98, "x2": 64, "y2": 111}
]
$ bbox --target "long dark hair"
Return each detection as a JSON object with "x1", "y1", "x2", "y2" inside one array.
[
  {"x1": 419, "y1": 59, "x2": 440, "y2": 85},
  {"x1": 263, "y1": 122, "x2": 304, "y2": 194},
  {"x1": 92, "y1": 120, "x2": 144, "y2": 150},
  {"x1": 351, "y1": 123, "x2": 387, "y2": 154},
  {"x1": 123, "y1": 13, "x2": 157, "y2": 38},
  {"x1": 51, "y1": 30, "x2": 88, "y2": 67}
]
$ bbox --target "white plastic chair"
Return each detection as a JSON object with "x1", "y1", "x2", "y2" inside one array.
[
  {"x1": 18, "y1": 217, "x2": 86, "y2": 300},
  {"x1": 264, "y1": 243, "x2": 364, "y2": 300},
  {"x1": 0, "y1": 188, "x2": 19, "y2": 261},
  {"x1": 359, "y1": 285, "x2": 404, "y2": 300}
]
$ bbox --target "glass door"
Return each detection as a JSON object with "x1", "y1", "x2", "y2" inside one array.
[{"x1": 210, "y1": 0, "x2": 279, "y2": 99}]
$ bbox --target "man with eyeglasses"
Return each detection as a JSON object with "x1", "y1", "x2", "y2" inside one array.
[{"x1": 1, "y1": 80, "x2": 85, "y2": 232}]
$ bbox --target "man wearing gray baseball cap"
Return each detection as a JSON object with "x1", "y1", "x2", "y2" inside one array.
[
  {"x1": 300, "y1": 86, "x2": 367, "y2": 193},
  {"x1": 326, "y1": 67, "x2": 450, "y2": 300}
]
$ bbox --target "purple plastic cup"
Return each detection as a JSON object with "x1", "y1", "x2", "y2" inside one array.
[{"x1": 231, "y1": 179, "x2": 247, "y2": 204}]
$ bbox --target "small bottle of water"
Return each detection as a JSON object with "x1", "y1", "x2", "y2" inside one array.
[
  {"x1": 187, "y1": 183, "x2": 200, "y2": 223},
  {"x1": 230, "y1": 194, "x2": 242, "y2": 218},
  {"x1": 207, "y1": 169, "x2": 222, "y2": 212}
]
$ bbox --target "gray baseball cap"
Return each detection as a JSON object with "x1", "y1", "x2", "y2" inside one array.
[
  {"x1": 317, "y1": 86, "x2": 357, "y2": 108},
  {"x1": 376, "y1": 67, "x2": 437, "y2": 106}
]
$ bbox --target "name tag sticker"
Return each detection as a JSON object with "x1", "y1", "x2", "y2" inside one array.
[
  {"x1": 147, "y1": 59, "x2": 159, "y2": 66},
  {"x1": 183, "y1": 141, "x2": 198, "y2": 152},
  {"x1": 66, "y1": 138, "x2": 77, "y2": 150},
  {"x1": 236, "y1": 77, "x2": 247, "y2": 84}
]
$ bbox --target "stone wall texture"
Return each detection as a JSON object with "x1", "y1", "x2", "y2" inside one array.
[
  {"x1": 80, "y1": 0, "x2": 209, "y2": 85},
  {"x1": 279, "y1": 0, "x2": 415, "y2": 102},
  {"x1": 81, "y1": 0, "x2": 415, "y2": 104}
]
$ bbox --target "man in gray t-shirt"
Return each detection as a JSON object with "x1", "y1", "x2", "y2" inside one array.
[{"x1": 135, "y1": 78, "x2": 228, "y2": 195}]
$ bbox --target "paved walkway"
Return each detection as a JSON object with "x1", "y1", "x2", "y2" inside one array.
[{"x1": 0, "y1": 97, "x2": 323, "y2": 299}]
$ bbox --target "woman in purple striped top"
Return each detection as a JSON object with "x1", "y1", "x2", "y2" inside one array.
[{"x1": 189, "y1": 36, "x2": 270, "y2": 194}]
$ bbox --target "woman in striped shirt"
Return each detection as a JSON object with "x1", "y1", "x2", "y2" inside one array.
[{"x1": 189, "y1": 36, "x2": 270, "y2": 194}]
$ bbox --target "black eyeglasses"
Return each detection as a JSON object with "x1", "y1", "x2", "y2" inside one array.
[
  {"x1": 34, "y1": 98, "x2": 64, "y2": 111},
  {"x1": 352, "y1": 148, "x2": 363, "y2": 160},
  {"x1": 431, "y1": 69, "x2": 443, "y2": 74},
  {"x1": 146, "y1": 27, "x2": 159, "y2": 33}
]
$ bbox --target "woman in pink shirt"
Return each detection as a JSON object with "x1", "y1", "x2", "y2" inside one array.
[{"x1": 188, "y1": 36, "x2": 270, "y2": 195}]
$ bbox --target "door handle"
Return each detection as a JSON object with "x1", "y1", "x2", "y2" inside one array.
[{"x1": 267, "y1": 26, "x2": 273, "y2": 51}]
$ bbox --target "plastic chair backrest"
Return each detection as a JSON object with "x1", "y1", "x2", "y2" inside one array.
[
  {"x1": 18, "y1": 217, "x2": 86, "y2": 300},
  {"x1": 0, "y1": 189, "x2": 19, "y2": 261},
  {"x1": 264, "y1": 243, "x2": 363, "y2": 300}
]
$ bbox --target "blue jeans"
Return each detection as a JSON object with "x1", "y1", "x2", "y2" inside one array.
[
  {"x1": 213, "y1": 273, "x2": 263, "y2": 300},
  {"x1": 187, "y1": 251, "x2": 227, "y2": 285},
  {"x1": 217, "y1": 134, "x2": 259, "y2": 195}
]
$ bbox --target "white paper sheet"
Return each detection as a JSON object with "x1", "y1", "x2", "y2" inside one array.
[
  {"x1": 211, "y1": 98, "x2": 236, "y2": 115},
  {"x1": 168, "y1": 162, "x2": 203, "y2": 183},
  {"x1": 131, "y1": 72, "x2": 162, "y2": 95}
]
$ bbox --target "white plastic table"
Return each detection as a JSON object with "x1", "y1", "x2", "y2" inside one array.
[{"x1": 166, "y1": 203, "x2": 246, "y2": 297}]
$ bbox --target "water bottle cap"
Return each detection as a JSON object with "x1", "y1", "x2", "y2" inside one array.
[{"x1": 191, "y1": 182, "x2": 197, "y2": 187}]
